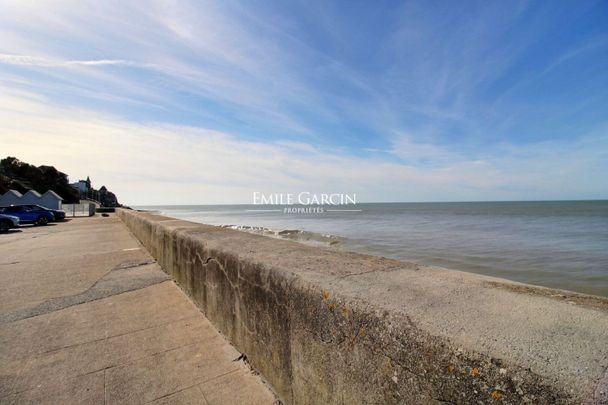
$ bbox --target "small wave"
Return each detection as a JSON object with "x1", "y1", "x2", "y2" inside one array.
[{"x1": 220, "y1": 225, "x2": 344, "y2": 247}]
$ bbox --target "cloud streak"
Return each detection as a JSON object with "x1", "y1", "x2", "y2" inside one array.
[
  {"x1": 1, "y1": 89, "x2": 606, "y2": 205},
  {"x1": 0, "y1": 53, "x2": 133, "y2": 67}
]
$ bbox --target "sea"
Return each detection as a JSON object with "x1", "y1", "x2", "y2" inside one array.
[{"x1": 135, "y1": 201, "x2": 608, "y2": 297}]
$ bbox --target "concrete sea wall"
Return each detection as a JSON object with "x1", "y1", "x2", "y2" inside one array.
[{"x1": 117, "y1": 209, "x2": 608, "y2": 404}]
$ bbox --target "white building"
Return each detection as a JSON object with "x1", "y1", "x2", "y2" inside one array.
[
  {"x1": 70, "y1": 180, "x2": 88, "y2": 193},
  {"x1": 70, "y1": 178, "x2": 91, "y2": 195},
  {"x1": 0, "y1": 189, "x2": 63, "y2": 210}
]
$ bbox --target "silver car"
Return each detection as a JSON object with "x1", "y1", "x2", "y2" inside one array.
[{"x1": 0, "y1": 213, "x2": 20, "y2": 232}]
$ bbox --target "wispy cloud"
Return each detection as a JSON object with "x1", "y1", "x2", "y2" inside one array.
[
  {"x1": 1, "y1": 89, "x2": 606, "y2": 204},
  {"x1": 0, "y1": 53, "x2": 133, "y2": 67}
]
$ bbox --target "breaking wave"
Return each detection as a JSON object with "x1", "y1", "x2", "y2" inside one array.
[{"x1": 220, "y1": 224, "x2": 344, "y2": 247}]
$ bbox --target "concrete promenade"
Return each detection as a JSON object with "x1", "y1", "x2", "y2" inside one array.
[{"x1": 0, "y1": 215, "x2": 276, "y2": 404}]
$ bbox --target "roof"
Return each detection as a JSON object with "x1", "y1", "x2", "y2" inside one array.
[
  {"x1": 24, "y1": 190, "x2": 42, "y2": 197},
  {"x1": 43, "y1": 190, "x2": 64, "y2": 200},
  {"x1": 3, "y1": 190, "x2": 23, "y2": 197}
]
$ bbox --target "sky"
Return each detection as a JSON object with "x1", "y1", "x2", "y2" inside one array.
[{"x1": 0, "y1": 0, "x2": 607, "y2": 205}]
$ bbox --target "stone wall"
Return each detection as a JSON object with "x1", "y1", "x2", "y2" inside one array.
[{"x1": 117, "y1": 209, "x2": 608, "y2": 404}]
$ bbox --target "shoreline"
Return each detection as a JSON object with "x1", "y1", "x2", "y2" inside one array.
[
  {"x1": 139, "y1": 206, "x2": 608, "y2": 298},
  {"x1": 137, "y1": 208, "x2": 608, "y2": 309}
]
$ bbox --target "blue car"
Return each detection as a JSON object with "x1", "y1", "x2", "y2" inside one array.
[
  {"x1": 0, "y1": 205, "x2": 55, "y2": 226},
  {"x1": 23, "y1": 204, "x2": 66, "y2": 221},
  {"x1": 0, "y1": 213, "x2": 20, "y2": 232}
]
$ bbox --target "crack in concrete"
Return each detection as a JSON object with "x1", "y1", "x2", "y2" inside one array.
[
  {"x1": 22, "y1": 314, "x2": 200, "y2": 362},
  {"x1": 195, "y1": 252, "x2": 290, "y2": 313},
  {"x1": 337, "y1": 269, "x2": 380, "y2": 279},
  {"x1": 140, "y1": 367, "x2": 244, "y2": 405},
  {"x1": 0, "y1": 260, "x2": 169, "y2": 324},
  {"x1": 594, "y1": 364, "x2": 608, "y2": 403},
  {"x1": 4, "y1": 337, "x2": 214, "y2": 400}
]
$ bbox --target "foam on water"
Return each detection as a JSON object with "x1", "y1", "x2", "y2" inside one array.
[{"x1": 220, "y1": 224, "x2": 344, "y2": 246}]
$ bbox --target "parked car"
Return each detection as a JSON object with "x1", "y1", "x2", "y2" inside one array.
[
  {"x1": 22, "y1": 204, "x2": 66, "y2": 221},
  {"x1": 0, "y1": 205, "x2": 55, "y2": 226},
  {"x1": 0, "y1": 213, "x2": 20, "y2": 232}
]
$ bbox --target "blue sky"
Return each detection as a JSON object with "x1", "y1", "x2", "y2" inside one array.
[{"x1": 0, "y1": 0, "x2": 607, "y2": 204}]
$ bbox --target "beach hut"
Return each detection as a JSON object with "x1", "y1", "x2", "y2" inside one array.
[
  {"x1": 0, "y1": 189, "x2": 64, "y2": 209},
  {"x1": 21, "y1": 190, "x2": 43, "y2": 205},
  {"x1": 40, "y1": 190, "x2": 63, "y2": 210},
  {"x1": 0, "y1": 190, "x2": 23, "y2": 206}
]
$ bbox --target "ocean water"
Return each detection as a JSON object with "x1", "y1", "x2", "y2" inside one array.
[{"x1": 135, "y1": 201, "x2": 608, "y2": 297}]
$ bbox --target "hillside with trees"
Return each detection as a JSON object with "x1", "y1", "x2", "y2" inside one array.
[
  {"x1": 0, "y1": 156, "x2": 122, "y2": 207},
  {"x1": 0, "y1": 157, "x2": 80, "y2": 203}
]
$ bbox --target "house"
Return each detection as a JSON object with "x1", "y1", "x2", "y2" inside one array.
[
  {"x1": 70, "y1": 177, "x2": 91, "y2": 195},
  {"x1": 70, "y1": 180, "x2": 88, "y2": 194},
  {"x1": 0, "y1": 189, "x2": 64, "y2": 210}
]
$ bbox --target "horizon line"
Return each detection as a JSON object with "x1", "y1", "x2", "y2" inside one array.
[{"x1": 131, "y1": 198, "x2": 608, "y2": 207}]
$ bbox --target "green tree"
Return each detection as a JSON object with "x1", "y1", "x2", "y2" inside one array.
[{"x1": 0, "y1": 156, "x2": 80, "y2": 203}]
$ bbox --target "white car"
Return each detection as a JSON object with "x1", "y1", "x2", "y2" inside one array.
[{"x1": 0, "y1": 213, "x2": 20, "y2": 232}]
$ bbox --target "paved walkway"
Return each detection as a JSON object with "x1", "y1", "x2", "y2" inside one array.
[{"x1": 0, "y1": 215, "x2": 276, "y2": 404}]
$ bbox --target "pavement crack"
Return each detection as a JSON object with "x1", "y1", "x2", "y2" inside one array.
[
  {"x1": 80, "y1": 334, "x2": 213, "y2": 379},
  {"x1": 0, "y1": 260, "x2": 169, "y2": 324},
  {"x1": 143, "y1": 383, "x2": 207, "y2": 404},
  {"x1": 338, "y1": 269, "x2": 380, "y2": 279},
  {"x1": 9, "y1": 314, "x2": 202, "y2": 364},
  {"x1": 142, "y1": 368, "x2": 240, "y2": 405},
  {"x1": 197, "y1": 368, "x2": 241, "y2": 386},
  {"x1": 114, "y1": 260, "x2": 156, "y2": 270}
]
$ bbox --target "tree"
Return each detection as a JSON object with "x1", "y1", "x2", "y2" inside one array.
[{"x1": 0, "y1": 156, "x2": 80, "y2": 203}]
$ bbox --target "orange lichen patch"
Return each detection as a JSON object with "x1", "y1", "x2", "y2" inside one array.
[
  {"x1": 447, "y1": 365, "x2": 455, "y2": 373},
  {"x1": 328, "y1": 302, "x2": 336, "y2": 311},
  {"x1": 322, "y1": 291, "x2": 330, "y2": 301},
  {"x1": 471, "y1": 367, "x2": 480, "y2": 377},
  {"x1": 358, "y1": 328, "x2": 366, "y2": 337},
  {"x1": 491, "y1": 390, "x2": 503, "y2": 401}
]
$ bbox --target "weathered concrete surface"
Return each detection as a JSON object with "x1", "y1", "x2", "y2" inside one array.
[
  {"x1": 0, "y1": 215, "x2": 276, "y2": 405},
  {"x1": 118, "y1": 209, "x2": 608, "y2": 404}
]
